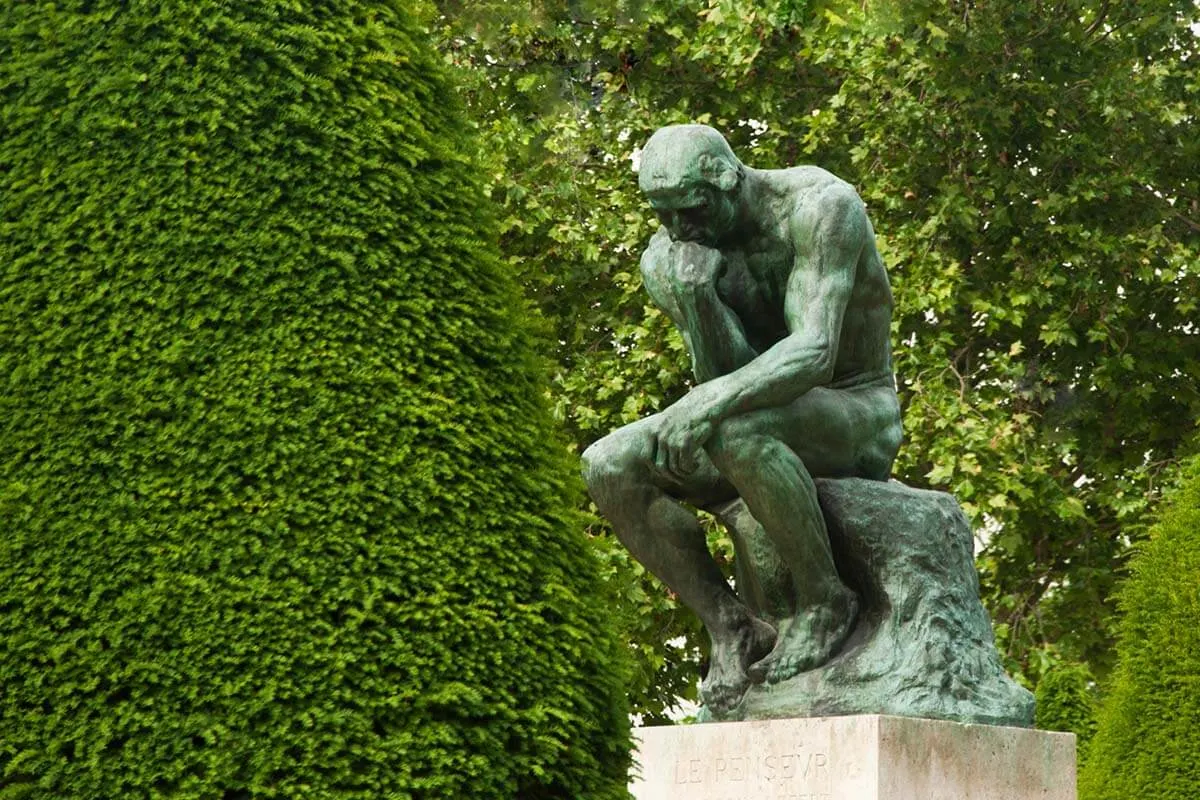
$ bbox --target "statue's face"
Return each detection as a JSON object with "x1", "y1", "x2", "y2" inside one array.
[{"x1": 646, "y1": 183, "x2": 736, "y2": 246}]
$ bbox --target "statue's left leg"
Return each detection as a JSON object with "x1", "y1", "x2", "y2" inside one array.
[
  {"x1": 704, "y1": 383, "x2": 901, "y2": 682},
  {"x1": 582, "y1": 415, "x2": 776, "y2": 711}
]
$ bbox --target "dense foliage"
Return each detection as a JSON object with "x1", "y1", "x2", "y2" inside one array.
[
  {"x1": 1034, "y1": 662, "x2": 1097, "y2": 764},
  {"x1": 1079, "y1": 458, "x2": 1200, "y2": 799},
  {"x1": 0, "y1": 2, "x2": 630, "y2": 797},
  {"x1": 432, "y1": 0, "x2": 1200, "y2": 716}
]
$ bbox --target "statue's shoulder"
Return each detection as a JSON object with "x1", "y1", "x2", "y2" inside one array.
[
  {"x1": 762, "y1": 167, "x2": 866, "y2": 244},
  {"x1": 767, "y1": 165, "x2": 859, "y2": 206}
]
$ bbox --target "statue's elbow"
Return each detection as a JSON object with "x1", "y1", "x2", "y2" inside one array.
[
  {"x1": 786, "y1": 342, "x2": 835, "y2": 388},
  {"x1": 812, "y1": 351, "x2": 837, "y2": 386}
]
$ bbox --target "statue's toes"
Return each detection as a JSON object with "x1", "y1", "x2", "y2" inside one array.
[
  {"x1": 766, "y1": 649, "x2": 813, "y2": 684},
  {"x1": 699, "y1": 682, "x2": 731, "y2": 712},
  {"x1": 700, "y1": 674, "x2": 748, "y2": 713}
]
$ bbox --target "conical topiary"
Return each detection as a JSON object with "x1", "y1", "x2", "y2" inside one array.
[
  {"x1": 1078, "y1": 456, "x2": 1200, "y2": 799},
  {"x1": 0, "y1": 2, "x2": 631, "y2": 798}
]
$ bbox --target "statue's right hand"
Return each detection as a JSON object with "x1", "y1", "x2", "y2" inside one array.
[
  {"x1": 650, "y1": 391, "x2": 717, "y2": 478},
  {"x1": 668, "y1": 241, "x2": 724, "y2": 289}
]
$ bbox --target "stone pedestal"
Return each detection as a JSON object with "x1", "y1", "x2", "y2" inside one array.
[{"x1": 631, "y1": 715, "x2": 1075, "y2": 800}]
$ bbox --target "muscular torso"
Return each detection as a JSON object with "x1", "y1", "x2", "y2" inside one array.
[{"x1": 643, "y1": 166, "x2": 895, "y2": 390}]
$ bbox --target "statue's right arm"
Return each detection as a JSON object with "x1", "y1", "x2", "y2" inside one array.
[
  {"x1": 640, "y1": 232, "x2": 758, "y2": 383},
  {"x1": 639, "y1": 232, "x2": 700, "y2": 372},
  {"x1": 640, "y1": 232, "x2": 682, "y2": 318}
]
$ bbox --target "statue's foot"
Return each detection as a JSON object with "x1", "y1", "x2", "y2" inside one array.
[
  {"x1": 700, "y1": 616, "x2": 777, "y2": 713},
  {"x1": 750, "y1": 587, "x2": 858, "y2": 684}
]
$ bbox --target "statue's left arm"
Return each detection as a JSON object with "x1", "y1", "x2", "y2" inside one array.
[{"x1": 652, "y1": 186, "x2": 866, "y2": 473}]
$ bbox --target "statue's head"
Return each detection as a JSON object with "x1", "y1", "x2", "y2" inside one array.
[{"x1": 638, "y1": 124, "x2": 742, "y2": 245}]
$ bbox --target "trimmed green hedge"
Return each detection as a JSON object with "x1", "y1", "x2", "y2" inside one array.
[
  {"x1": 0, "y1": 2, "x2": 631, "y2": 798},
  {"x1": 1079, "y1": 457, "x2": 1200, "y2": 799},
  {"x1": 1034, "y1": 662, "x2": 1097, "y2": 765}
]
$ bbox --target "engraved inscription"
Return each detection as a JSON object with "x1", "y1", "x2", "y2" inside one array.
[
  {"x1": 673, "y1": 752, "x2": 829, "y2": 784},
  {"x1": 668, "y1": 745, "x2": 835, "y2": 799}
]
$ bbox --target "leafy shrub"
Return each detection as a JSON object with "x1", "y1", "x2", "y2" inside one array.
[
  {"x1": 0, "y1": 2, "x2": 631, "y2": 797},
  {"x1": 1079, "y1": 457, "x2": 1200, "y2": 799},
  {"x1": 1034, "y1": 661, "x2": 1097, "y2": 764}
]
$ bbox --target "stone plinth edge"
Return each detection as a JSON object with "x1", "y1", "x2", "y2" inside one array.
[{"x1": 630, "y1": 714, "x2": 1075, "y2": 800}]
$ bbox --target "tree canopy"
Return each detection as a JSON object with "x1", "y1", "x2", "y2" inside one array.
[{"x1": 431, "y1": 0, "x2": 1200, "y2": 718}]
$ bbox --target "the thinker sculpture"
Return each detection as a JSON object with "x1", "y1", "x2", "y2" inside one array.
[{"x1": 583, "y1": 124, "x2": 1033, "y2": 725}]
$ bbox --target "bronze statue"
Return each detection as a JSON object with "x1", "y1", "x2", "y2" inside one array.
[{"x1": 582, "y1": 125, "x2": 902, "y2": 712}]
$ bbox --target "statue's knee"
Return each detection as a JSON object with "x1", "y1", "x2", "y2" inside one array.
[
  {"x1": 580, "y1": 440, "x2": 607, "y2": 489},
  {"x1": 581, "y1": 435, "x2": 640, "y2": 501},
  {"x1": 707, "y1": 416, "x2": 771, "y2": 469}
]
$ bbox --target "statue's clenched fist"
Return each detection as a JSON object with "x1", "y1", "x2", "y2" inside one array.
[{"x1": 668, "y1": 240, "x2": 725, "y2": 288}]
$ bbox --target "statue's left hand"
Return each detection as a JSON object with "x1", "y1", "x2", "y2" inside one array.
[{"x1": 652, "y1": 391, "x2": 716, "y2": 477}]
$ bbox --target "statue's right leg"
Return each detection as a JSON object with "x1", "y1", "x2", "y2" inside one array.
[{"x1": 581, "y1": 414, "x2": 776, "y2": 711}]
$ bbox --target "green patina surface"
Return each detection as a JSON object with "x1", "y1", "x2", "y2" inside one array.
[{"x1": 584, "y1": 124, "x2": 1031, "y2": 726}]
